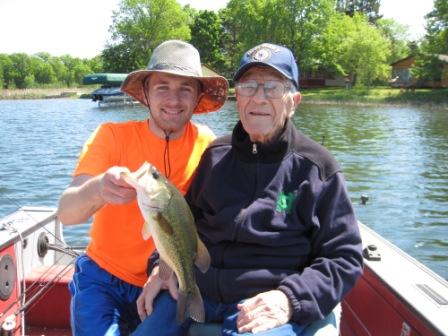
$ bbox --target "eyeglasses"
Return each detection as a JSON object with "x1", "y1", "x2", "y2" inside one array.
[{"x1": 235, "y1": 80, "x2": 291, "y2": 99}]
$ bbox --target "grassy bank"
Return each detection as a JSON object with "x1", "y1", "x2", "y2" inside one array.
[
  {"x1": 300, "y1": 87, "x2": 448, "y2": 107},
  {"x1": 0, "y1": 87, "x2": 93, "y2": 100}
]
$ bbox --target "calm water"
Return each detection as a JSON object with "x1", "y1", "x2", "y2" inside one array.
[{"x1": 1, "y1": 99, "x2": 447, "y2": 279}]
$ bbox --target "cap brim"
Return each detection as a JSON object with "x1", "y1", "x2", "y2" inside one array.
[
  {"x1": 121, "y1": 69, "x2": 228, "y2": 114},
  {"x1": 233, "y1": 62, "x2": 294, "y2": 84}
]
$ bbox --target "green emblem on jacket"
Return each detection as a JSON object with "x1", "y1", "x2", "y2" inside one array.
[{"x1": 276, "y1": 191, "x2": 295, "y2": 214}]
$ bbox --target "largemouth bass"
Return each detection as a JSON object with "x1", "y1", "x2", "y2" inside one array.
[{"x1": 121, "y1": 162, "x2": 210, "y2": 324}]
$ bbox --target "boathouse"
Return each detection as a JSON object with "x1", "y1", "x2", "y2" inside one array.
[{"x1": 390, "y1": 55, "x2": 448, "y2": 88}]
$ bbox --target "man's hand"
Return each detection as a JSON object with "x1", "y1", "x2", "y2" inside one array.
[
  {"x1": 136, "y1": 265, "x2": 178, "y2": 321},
  {"x1": 99, "y1": 166, "x2": 136, "y2": 204},
  {"x1": 236, "y1": 290, "x2": 292, "y2": 334},
  {"x1": 58, "y1": 167, "x2": 136, "y2": 225}
]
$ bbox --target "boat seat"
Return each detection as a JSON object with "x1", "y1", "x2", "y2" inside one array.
[{"x1": 25, "y1": 264, "x2": 73, "y2": 329}]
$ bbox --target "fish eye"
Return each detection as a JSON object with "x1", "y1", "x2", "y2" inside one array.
[{"x1": 152, "y1": 171, "x2": 160, "y2": 179}]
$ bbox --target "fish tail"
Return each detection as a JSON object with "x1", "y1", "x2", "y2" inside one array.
[{"x1": 176, "y1": 285, "x2": 205, "y2": 324}]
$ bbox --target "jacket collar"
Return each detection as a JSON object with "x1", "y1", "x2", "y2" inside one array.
[{"x1": 231, "y1": 119, "x2": 295, "y2": 163}]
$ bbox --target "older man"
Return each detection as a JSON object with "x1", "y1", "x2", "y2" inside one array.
[
  {"x1": 133, "y1": 43, "x2": 363, "y2": 336},
  {"x1": 57, "y1": 40, "x2": 228, "y2": 336}
]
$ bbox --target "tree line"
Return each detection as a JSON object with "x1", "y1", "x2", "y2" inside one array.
[
  {"x1": 0, "y1": 53, "x2": 102, "y2": 89},
  {"x1": 1, "y1": 0, "x2": 446, "y2": 89}
]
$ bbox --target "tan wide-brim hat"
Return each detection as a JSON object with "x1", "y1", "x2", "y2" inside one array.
[{"x1": 121, "y1": 40, "x2": 228, "y2": 114}]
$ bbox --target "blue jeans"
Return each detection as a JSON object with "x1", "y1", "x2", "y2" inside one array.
[
  {"x1": 69, "y1": 255, "x2": 142, "y2": 336},
  {"x1": 131, "y1": 291, "x2": 305, "y2": 336}
]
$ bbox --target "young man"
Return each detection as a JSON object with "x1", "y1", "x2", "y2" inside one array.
[
  {"x1": 133, "y1": 43, "x2": 363, "y2": 336},
  {"x1": 57, "y1": 40, "x2": 228, "y2": 336}
]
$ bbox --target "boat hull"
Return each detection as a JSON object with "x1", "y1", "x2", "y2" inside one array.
[{"x1": 1, "y1": 208, "x2": 447, "y2": 335}]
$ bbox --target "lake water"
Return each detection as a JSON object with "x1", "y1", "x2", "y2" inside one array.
[{"x1": 0, "y1": 98, "x2": 447, "y2": 279}]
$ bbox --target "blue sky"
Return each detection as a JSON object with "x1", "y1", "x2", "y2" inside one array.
[{"x1": 0, "y1": 0, "x2": 435, "y2": 58}]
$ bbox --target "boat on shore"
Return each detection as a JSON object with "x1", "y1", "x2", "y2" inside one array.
[
  {"x1": 82, "y1": 73, "x2": 139, "y2": 107},
  {"x1": 1, "y1": 207, "x2": 447, "y2": 335}
]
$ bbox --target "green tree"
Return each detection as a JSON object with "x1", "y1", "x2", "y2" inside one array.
[
  {"x1": 219, "y1": 0, "x2": 266, "y2": 77},
  {"x1": 190, "y1": 10, "x2": 226, "y2": 72},
  {"x1": 412, "y1": 0, "x2": 448, "y2": 82},
  {"x1": 376, "y1": 18, "x2": 410, "y2": 63},
  {"x1": 426, "y1": 0, "x2": 448, "y2": 49},
  {"x1": 183, "y1": 4, "x2": 199, "y2": 26},
  {"x1": 102, "y1": 42, "x2": 140, "y2": 73},
  {"x1": 220, "y1": 0, "x2": 336, "y2": 76},
  {"x1": 336, "y1": 0, "x2": 381, "y2": 23},
  {"x1": 0, "y1": 54, "x2": 13, "y2": 88},
  {"x1": 48, "y1": 57, "x2": 69, "y2": 86},
  {"x1": 87, "y1": 55, "x2": 104, "y2": 74},
  {"x1": 103, "y1": 0, "x2": 190, "y2": 72},
  {"x1": 33, "y1": 54, "x2": 57, "y2": 85},
  {"x1": 263, "y1": 0, "x2": 335, "y2": 73},
  {"x1": 0, "y1": 62, "x2": 3, "y2": 89},
  {"x1": 9, "y1": 53, "x2": 34, "y2": 89},
  {"x1": 59, "y1": 55, "x2": 92, "y2": 86},
  {"x1": 321, "y1": 13, "x2": 390, "y2": 86}
]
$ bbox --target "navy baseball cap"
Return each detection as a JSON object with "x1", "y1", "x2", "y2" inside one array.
[{"x1": 233, "y1": 43, "x2": 300, "y2": 89}]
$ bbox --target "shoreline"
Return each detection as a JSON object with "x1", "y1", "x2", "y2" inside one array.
[
  {"x1": 1, "y1": 87, "x2": 447, "y2": 109},
  {"x1": 0, "y1": 88, "x2": 93, "y2": 100},
  {"x1": 300, "y1": 98, "x2": 448, "y2": 109}
]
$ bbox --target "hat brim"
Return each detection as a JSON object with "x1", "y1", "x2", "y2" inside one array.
[
  {"x1": 121, "y1": 69, "x2": 228, "y2": 114},
  {"x1": 233, "y1": 62, "x2": 297, "y2": 89}
]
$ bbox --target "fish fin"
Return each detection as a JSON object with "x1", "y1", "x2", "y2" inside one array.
[
  {"x1": 156, "y1": 212, "x2": 174, "y2": 235},
  {"x1": 176, "y1": 285, "x2": 205, "y2": 324},
  {"x1": 158, "y1": 259, "x2": 173, "y2": 281},
  {"x1": 195, "y1": 237, "x2": 211, "y2": 273},
  {"x1": 141, "y1": 221, "x2": 152, "y2": 240}
]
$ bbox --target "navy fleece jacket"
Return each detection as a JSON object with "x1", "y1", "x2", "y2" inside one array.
[{"x1": 185, "y1": 119, "x2": 363, "y2": 325}]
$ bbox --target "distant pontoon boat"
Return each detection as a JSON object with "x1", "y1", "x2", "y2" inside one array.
[{"x1": 82, "y1": 73, "x2": 138, "y2": 107}]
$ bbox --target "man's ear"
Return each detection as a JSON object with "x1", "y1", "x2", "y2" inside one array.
[
  {"x1": 288, "y1": 91, "x2": 301, "y2": 118},
  {"x1": 293, "y1": 91, "x2": 301, "y2": 107}
]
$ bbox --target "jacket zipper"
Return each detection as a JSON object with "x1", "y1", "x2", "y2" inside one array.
[
  {"x1": 252, "y1": 143, "x2": 258, "y2": 154},
  {"x1": 251, "y1": 143, "x2": 258, "y2": 201}
]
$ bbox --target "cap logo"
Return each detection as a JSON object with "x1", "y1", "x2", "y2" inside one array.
[
  {"x1": 253, "y1": 48, "x2": 271, "y2": 61},
  {"x1": 246, "y1": 43, "x2": 280, "y2": 62}
]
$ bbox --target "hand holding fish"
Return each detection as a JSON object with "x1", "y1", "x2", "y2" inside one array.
[
  {"x1": 58, "y1": 166, "x2": 137, "y2": 225},
  {"x1": 236, "y1": 290, "x2": 292, "y2": 334},
  {"x1": 136, "y1": 265, "x2": 178, "y2": 321},
  {"x1": 99, "y1": 166, "x2": 137, "y2": 205}
]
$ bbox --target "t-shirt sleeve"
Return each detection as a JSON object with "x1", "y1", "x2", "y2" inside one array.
[
  {"x1": 73, "y1": 123, "x2": 117, "y2": 177},
  {"x1": 196, "y1": 123, "x2": 216, "y2": 143}
]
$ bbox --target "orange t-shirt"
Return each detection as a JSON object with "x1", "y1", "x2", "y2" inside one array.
[{"x1": 74, "y1": 119, "x2": 215, "y2": 286}]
